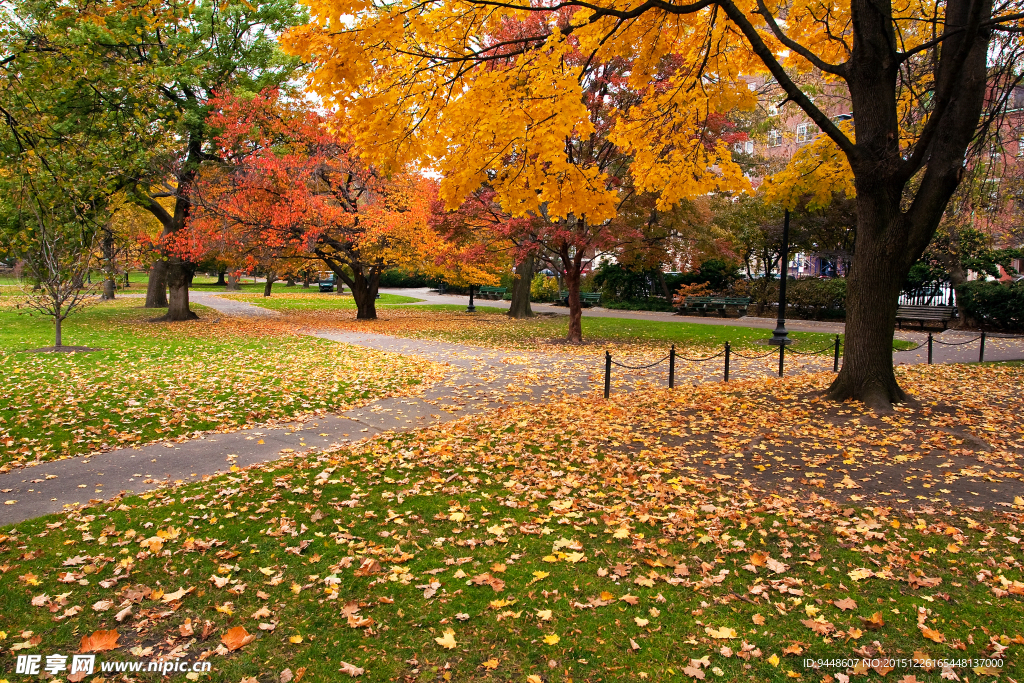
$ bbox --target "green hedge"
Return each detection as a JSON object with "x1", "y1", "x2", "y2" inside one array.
[
  {"x1": 733, "y1": 277, "x2": 846, "y2": 319},
  {"x1": 603, "y1": 298, "x2": 676, "y2": 312},
  {"x1": 955, "y1": 281, "x2": 1024, "y2": 331},
  {"x1": 378, "y1": 269, "x2": 440, "y2": 288}
]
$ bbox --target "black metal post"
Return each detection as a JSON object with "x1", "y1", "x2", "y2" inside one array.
[
  {"x1": 724, "y1": 342, "x2": 731, "y2": 382},
  {"x1": 927, "y1": 333, "x2": 933, "y2": 364},
  {"x1": 604, "y1": 351, "x2": 611, "y2": 399},
  {"x1": 769, "y1": 209, "x2": 793, "y2": 347},
  {"x1": 668, "y1": 344, "x2": 675, "y2": 388},
  {"x1": 466, "y1": 284, "x2": 476, "y2": 312},
  {"x1": 979, "y1": 331, "x2": 986, "y2": 363},
  {"x1": 833, "y1": 335, "x2": 841, "y2": 373},
  {"x1": 778, "y1": 343, "x2": 785, "y2": 377}
]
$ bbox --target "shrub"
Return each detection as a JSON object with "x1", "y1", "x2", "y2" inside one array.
[
  {"x1": 530, "y1": 273, "x2": 560, "y2": 302},
  {"x1": 592, "y1": 262, "x2": 660, "y2": 301},
  {"x1": 787, "y1": 278, "x2": 847, "y2": 319},
  {"x1": 735, "y1": 277, "x2": 846, "y2": 319},
  {"x1": 955, "y1": 280, "x2": 1024, "y2": 330},
  {"x1": 603, "y1": 298, "x2": 676, "y2": 312},
  {"x1": 672, "y1": 282, "x2": 713, "y2": 305},
  {"x1": 379, "y1": 269, "x2": 439, "y2": 288}
]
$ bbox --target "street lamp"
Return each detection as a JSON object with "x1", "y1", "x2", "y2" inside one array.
[
  {"x1": 768, "y1": 208, "x2": 793, "y2": 347},
  {"x1": 466, "y1": 284, "x2": 476, "y2": 312}
]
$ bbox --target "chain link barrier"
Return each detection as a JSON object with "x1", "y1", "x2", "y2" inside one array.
[{"x1": 602, "y1": 329, "x2": 992, "y2": 398}]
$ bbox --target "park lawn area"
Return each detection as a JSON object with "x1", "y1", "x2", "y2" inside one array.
[
  {"x1": 1, "y1": 364, "x2": 1023, "y2": 681},
  {"x1": 220, "y1": 292, "x2": 424, "y2": 310},
  {"x1": 282, "y1": 305, "x2": 915, "y2": 355},
  {"x1": 0, "y1": 298, "x2": 443, "y2": 471}
]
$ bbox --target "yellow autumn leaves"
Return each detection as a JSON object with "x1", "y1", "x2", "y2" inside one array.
[{"x1": 283, "y1": 0, "x2": 759, "y2": 222}]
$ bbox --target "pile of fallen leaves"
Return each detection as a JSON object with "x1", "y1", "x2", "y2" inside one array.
[{"x1": 0, "y1": 363, "x2": 1022, "y2": 682}]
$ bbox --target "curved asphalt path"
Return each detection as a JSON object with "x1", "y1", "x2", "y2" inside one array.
[{"x1": 1, "y1": 290, "x2": 1022, "y2": 526}]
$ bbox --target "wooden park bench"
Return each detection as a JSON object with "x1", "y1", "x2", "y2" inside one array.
[
  {"x1": 678, "y1": 296, "x2": 751, "y2": 317},
  {"x1": 896, "y1": 305, "x2": 956, "y2": 330},
  {"x1": 558, "y1": 290, "x2": 602, "y2": 306},
  {"x1": 477, "y1": 285, "x2": 507, "y2": 300}
]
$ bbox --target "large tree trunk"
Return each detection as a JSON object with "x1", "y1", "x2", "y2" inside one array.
[
  {"x1": 158, "y1": 259, "x2": 198, "y2": 321},
  {"x1": 263, "y1": 273, "x2": 277, "y2": 297},
  {"x1": 825, "y1": 210, "x2": 908, "y2": 408},
  {"x1": 145, "y1": 260, "x2": 168, "y2": 308},
  {"x1": 226, "y1": 272, "x2": 240, "y2": 291},
  {"x1": 216, "y1": 269, "x2": 227, "y2": 286},
  {"x1": 820, "y1": 0, "x2": 992, "y2": 409},
  {"x1": 330, "y1": 262, "x2": 379, "y2": 319},
  {"x1": 508, "y1": 256, "x2": 535, "y2": 319},
  {"x1": 102, "y1": 278, "x2": 116, "y2": 300}
]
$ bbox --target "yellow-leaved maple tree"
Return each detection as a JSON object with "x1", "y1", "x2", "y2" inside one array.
[{"x1": 285, "y1": 0, "x2": 1024, "y2": 406}]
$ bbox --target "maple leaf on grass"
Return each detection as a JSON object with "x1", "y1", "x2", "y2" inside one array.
[
  {"x1": 80, "y1": 629, "x2": 119, "y2": 653},
  {"x1": 833, "y1": 597, "x2": 858, "y2": 611},
  {"x1": 434, "y1": 628, "x2": 457, "y2": 649},
  {"x1": 221, "y1": 626, "x2": 256, "y2": 652},
  {"x1": 339, "y1": 661, "x2": 365, "y2": 677}
]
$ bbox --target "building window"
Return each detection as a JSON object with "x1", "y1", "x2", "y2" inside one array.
[
  {"x1": 767, "y1": 130, "x2": 782, "y2": 147},
  {"x1": 732, "y1": 140, "x2": 755, "y2": 155},
  {"x1": 796, "y1": 122, "x2": 818, "y2": 143}
]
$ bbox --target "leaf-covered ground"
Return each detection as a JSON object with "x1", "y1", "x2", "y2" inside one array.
[
  {"x1": 0, "y1": 300, "x2": 444, "y2": 470},
  {"x1": 259, "y1": 305, "x2": 869, "y2": 355},
  {"x1": 218, "y1": 292, "x2": 424, "y2": 311},
  {"x1": 2, "y1": 364, "x2": 1022, "y2": 682}
]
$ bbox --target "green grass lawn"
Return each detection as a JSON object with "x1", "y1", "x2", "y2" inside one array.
[
  {"x1": 1, "y1": 377, "x2": 1022, "y2": 681},
  {"x1": 220, "y1": 292, "x2": 424, "y2": 310},
  {"x1": 311, "y1": 305, "x2": 915, "y2": 354},
  {"x1": 0, "y1": 299, "x2": 440, "y2": 470}
]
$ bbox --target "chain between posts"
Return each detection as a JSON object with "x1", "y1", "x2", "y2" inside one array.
[
  {"x1": 603, "y1": 340, "x2": 836, "y2": 397},
  {"x1": 602, "y1": 329, "x2": 994, "y2": 399}
]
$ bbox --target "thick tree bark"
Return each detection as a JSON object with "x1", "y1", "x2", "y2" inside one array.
[
  {"x1": 54, "y1": 316, "x2": 62, "y2": 348},
  {"x1": 825, "y1": 208, "x2": 909, "y2": 408},
  {"x1": 226, "y1": 272, "x2": 240, "y2": 291},
  {"x1": 216, "y1": 269, "x2": 227, "y2": 286},
  {"x1": 508, "y1": 256, "x2": 535, "y2": 319},
  {"x1": 145, "y1": 260, "x2": 168, "y2": 308},
  {"x1": 157, "y1": 259, "x2": 198, "y2": 321},
  {"x1": 327, "y1": 260, "x2": 379, "y2": 319},
  {"x1": 286, "y1": 276, "x2": 295, "y2": 287},
  {"x1": 302, "y1": 273, "x2": 310, "y2": 288},
  {"x1": 102, "y1": 278, "x2": 116, "y2": 300},
  {"x1": 263, "y1": 273, "x2": 277, "y2": 297},
  {"x1": 350, "y1": 269, "x2": 379, "y2": 319},
  {"x1": 818, "y1": 0, "x2": 992, "y2": 408}
]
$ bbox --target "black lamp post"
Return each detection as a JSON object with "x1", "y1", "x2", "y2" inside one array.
[
  {"x1": 768, "y1": 209, "x2": 793, "y2": 346},
  {"x1": 466, "y1": 284, "x2": 476, "y2": 312}
]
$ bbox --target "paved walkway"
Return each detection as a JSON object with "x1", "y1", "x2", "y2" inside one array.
[
  {"x1": 379, "y1": 287, "x2": 851, "y2": 333},
  {"x1": 2, "y1": 292, "x2": 1022, "y2": 526}
]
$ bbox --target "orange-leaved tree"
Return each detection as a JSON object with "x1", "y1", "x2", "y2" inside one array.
[
  {"x1": 285, "y1": 8, "x2": 749, "y2": 343},
  {"x1": 175, "y1": 90, "x2": 437, "y2": 319},
  {"x1": 286, "y1": 0, "x2": 1024, "y2": 406}
]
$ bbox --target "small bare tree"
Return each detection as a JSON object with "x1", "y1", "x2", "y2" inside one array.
[{"x1": 14, "y1": 203, "x2": 99, "y2": 349}]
